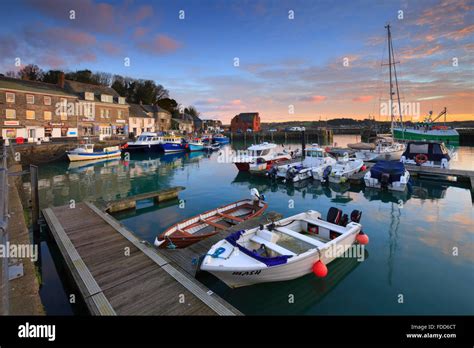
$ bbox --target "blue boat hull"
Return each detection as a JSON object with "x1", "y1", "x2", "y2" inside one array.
[
  {"x1": 161, "y1": 142, "x2": 187, "y2": 153},
  {"x1": 213, "y1": 137, "x2": 229, "y2": 144},
  {"x1": 188, "y1": 144, "x2": 204, "y2": 151},
  {"x1": 125, "y1": 143, "x2": 162, "y2": 152}
]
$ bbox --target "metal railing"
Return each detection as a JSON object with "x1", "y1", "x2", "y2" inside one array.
[{"x1": 0, "y1": 143, "x2": 10, "y2": 314}]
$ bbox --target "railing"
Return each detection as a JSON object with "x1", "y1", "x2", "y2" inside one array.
[{"x1": 0, "y1": 143, "x2": 10, "y2": 314}]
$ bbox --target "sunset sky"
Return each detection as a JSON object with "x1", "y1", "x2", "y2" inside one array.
[{"x1": 0, "y1": 0, "x2": 472, "y2": 123}]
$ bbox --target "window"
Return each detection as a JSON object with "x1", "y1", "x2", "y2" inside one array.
[
  {"x1": 45, "y1": 127, "x2": 52, "y2": 138},
  {"x1": 5, "y1": 109, "x2": 16, "y2": 119},
  {"x1": 100, "y1": 109, "x2": 104, "y2": 118},
  {"x1": 105, "y1": 109, "x2": 110, "y2": 118},
  {"x1": 44, "y1": 111, "x2": 52, "y2": 120},
  {"x1": 118, "y1": 110, "x2": 123, "y2": 118},
  {"x1": 26, "y1": 94, "x2": 35, "y2": 104},
  {"x1": 60, "y1": 112, "x2": 68, "y2": 121},
  {"x1": 26, "y1": 110, "x2": 36, "y2": 119},
  {"x1": 85, "y1": 92, "x2": 94, "y2": 101},
  {"x1": 118, "y1": 97, "x2": 126, "y2": 104},
  {"x1": 6, "y1": 92, "x2": 15, "y2": 103},
  {"x1": 44, "y1": 96, "x2": 52, "y2": 105},
  {"x1": 101, "y1": 94, "x2": 113, "y2": 103}
]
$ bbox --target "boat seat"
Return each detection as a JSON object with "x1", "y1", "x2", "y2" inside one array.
[
  {"x1": 218, "y1": 212, "x2": 244, "y2": 222},
  {"x1": 274, "y1": 226, "x2": 326, "y2": 248},
  {"x1": 250, "y1": 236, "x2": 296, "y2": 256},
  {"x1": 202, "y1": 218, "x2": 227, "y2": 230}
]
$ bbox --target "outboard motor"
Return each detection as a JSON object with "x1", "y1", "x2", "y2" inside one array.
[
  {"x1": 380, "y1": 172, "x2": 390, "y2": 190},
  {"x1": 339, "y1": 213, "x2": 349, "y2": 227},
  {"x1": 322, "y1": 165, "x2": 332, "y2": 182},
  {"x1": 286, "y1": 167, "x2": 297, "y2": 181},
  {"x1": 267, "y1": 166, "x2": 278, "y2": 180},
  {"x1": 327, "y1": 207, "x2": 342, "y2": 224},
  {"x1": 350, "y1": 210, "x2": 362, "y2": 223}
]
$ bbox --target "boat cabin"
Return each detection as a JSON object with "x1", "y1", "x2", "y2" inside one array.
[{"x1": 401, "y1": 141, "x2": 450, "y2": 164}]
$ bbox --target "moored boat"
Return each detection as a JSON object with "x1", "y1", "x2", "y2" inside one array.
[
  {"x1": 323, "y1": 157, "x2": 364, "y2": 184},
  {"x1": 349, "y1": 137, "x2": 405, "y2": 162},
  {"x1": 160, "y1": 135, "x2": 188, "y2": 153},
  {"x1": 400, "y1": 141, "x2": 454, "y2": 168},
  {"x1": 211, "y1": 134, "x2": 230, "y2": 144},
  {"x1": 188, "y1": 138, "x2": 205, "y2": 151},
  {"x1": 125, "y1": 132, "x2": 163, "y2": 152},
  {"x1": 154, "y1": 189, "x2": 268, "y2": 249},
  {"x1": 67, "y1": 144, "x2": 121, "y2": 162},
  {"x1": 364, "y1": 160, "x2": 410, "y2": 191},
  {"x1": 272, "y1": 144, "x2": 336, "y2": 183},
  {"x1": 233, "y1": 142, "x2": 292, "y2": 171},
  {"x1": 200, "y1": 207, "x2": 368, "y2": 288}
]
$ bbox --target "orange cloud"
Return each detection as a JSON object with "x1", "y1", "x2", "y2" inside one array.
[
  {"x1": 137, "y1": 34, "x2": 181, "y2": 54},
  {"x1": 353, "y1": 95, "x2": 374, "y2": 102},
  {"x1": 231, "y1": 99, "x2": 242, "y2": 105},
  {"x1": 301, "y1": 95, "x2": 327, "y2": 103}
]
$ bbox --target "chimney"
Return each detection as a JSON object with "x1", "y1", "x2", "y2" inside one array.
[{"x1": 57, "y1": 72, "x2": 65, "y2": 88}]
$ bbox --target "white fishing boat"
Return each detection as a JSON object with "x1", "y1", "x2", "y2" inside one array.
[
  {"x1": 233, "y1": 142, "x2": 292, "y2": 171},
  {"x1": 67, "y1": 144, "x2": 121, "y2": 162},
  {"x1": 321, "y1": 157, "x2": 364, "y2": 183},
  {"x1": 400, "y1": 141, "x2": 454, "y2": 169},
  {"x1": 364, "y1": 161, "x2": 410, "y2": 191},
  {"x1": 349, "y1": 137, "x2": 405, "y2": 162},
  {"x1": 270, "y1": 144, "x2": 336, "y2": 182},
  {"x1": 125, "y1": 132, "x2": 163, "y2": 152},
  {"x1": 200, "y1": 207, "x2": 368, "y2": 288}
]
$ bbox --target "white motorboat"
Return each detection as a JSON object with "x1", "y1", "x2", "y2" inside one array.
[
  {"x1": 349, "y1": 137, "x2": 405, "y2": 162},
  {"x1": 233, "y1": 142, "x2": 292, "y2": 171},
  {"x1": 270, "y1": 144, "x2": 336, "y2": 183},
  {"x1": 125, "y1": 132, "x2": 163, "y2": 152},
  {"x1": 200, "y1": 207, "x2": 368, "y2": 288},
  {"x1": 67, "y1": 144, "x2": 121, "y2": 162},
  {"x1": 400, "y1": 141, "x2": 454, "y2": 169},
  {"x1": 364, "y1": 161, "x2": 410, "y2": 191},
  {"x1": 321, "y1": 157, "x2": 364, "y2": 184}
]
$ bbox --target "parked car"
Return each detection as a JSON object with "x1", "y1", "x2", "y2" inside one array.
[
  {"x1": 288, "y1": 126, "x2": 306, "y2": 132},
  {"x1": 269, "y1": 128, "x2": 278, "y2": 132}
]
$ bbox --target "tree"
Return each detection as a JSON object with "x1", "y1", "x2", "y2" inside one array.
[
  {"x1": 111, "y1": 75, "x2": 128, "y2": 97},
  {"x1": 42, "y1": 70, "x2": 63, "y2": 84},
  {"x1": 185, "y1": 106, "x2": 200, "y2": 118},
  {"x1": 18, "y1": 64, "x2": 43, "y2": 81},
  {"x1": 92, "y1": 71, "x2": 113, "y2": 86},
  {"x1": 157, "y1": 98, "x2": 178, "y2": 113},
  {"x1": 65, "y1": 69, "x2": 96, "y2": 84}
]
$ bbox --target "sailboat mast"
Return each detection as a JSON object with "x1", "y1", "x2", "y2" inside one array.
[{"x1": 386, "y1": 24, "x2": 394, "y2": 134}]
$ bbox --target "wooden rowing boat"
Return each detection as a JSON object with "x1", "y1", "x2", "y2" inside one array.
[{"x1": 154, "y1": 198, "x2": 268, "y2": 249}]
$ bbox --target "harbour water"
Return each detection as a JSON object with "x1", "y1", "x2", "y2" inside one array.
[{"x1": 34, "y1": 135, "x2": 474, "y2": 315}]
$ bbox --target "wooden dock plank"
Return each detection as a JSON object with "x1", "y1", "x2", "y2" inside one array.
[{"x1": 43, "y1": 201, "x2": 242, "y2": 316}]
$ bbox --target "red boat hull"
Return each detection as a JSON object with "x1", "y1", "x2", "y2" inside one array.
[{"x1": 235, "y1": 156, "x2": 290, "y2": 171}]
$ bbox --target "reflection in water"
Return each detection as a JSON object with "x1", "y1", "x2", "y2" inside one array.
[{"x1": 33, "y1": 140, "x2": 474, "y2": 315}]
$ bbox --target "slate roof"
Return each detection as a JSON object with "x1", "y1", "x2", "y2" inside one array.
[
  {"x1": 129, "y1": 103, "x2": 153, "y2": 118},
  {"x1": 0, "y1": 76, "x2": 77, "y2": 97}
]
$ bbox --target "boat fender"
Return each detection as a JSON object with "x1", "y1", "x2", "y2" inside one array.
[
  {"x1": 356, "y1": 231, "x2": 369, "y2": 245},
  {"x1": 312, "y1": 260, "x2": 328, "y2": 278}
]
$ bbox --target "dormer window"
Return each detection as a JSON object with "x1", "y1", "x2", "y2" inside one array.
[
  {"x1": 101, "y1": 94, "x2": 113, "y2": 103},
  {"x1": 118, "y1": 97, "x2": 126, "y2": 104},
  {"x1": 85, "y1": 92, "x2": 94, "y2": 101}
]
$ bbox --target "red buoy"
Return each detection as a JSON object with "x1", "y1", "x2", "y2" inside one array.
[
  {"x1": 312, "y1": 260, "x2": 328, "y2": 278},
  {"x1": 361, "y1": 165, "x2": 367, "y2": 171},
  {"x1": 356, "y1": 232, "x2": 369, "y2": 245}
]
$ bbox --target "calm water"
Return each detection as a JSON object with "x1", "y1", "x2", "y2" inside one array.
[{"x1": 34, "y1": 135, "x2": 474, "y2": 315}]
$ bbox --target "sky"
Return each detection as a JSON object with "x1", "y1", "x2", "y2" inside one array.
[{"x1": 0, "y1": 0, "x2": 472, "y2": 123}]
